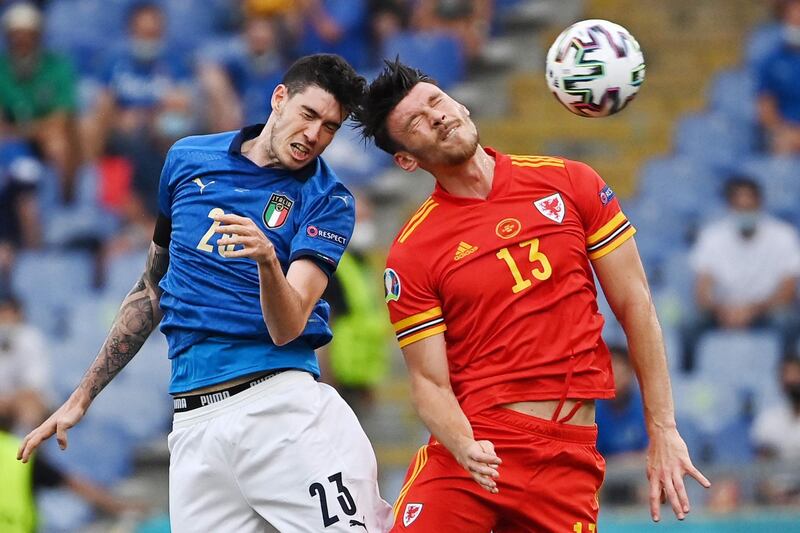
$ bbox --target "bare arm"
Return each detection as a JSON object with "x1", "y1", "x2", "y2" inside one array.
[
  {"x1": 214, "y1": 213, "x2": 328, "y2": 345},
  {"x1": 402, "y1": 333, "x2": 501, "y2": 493},
  {"x1": 18, "y1": 242, "x2": 169, "y2": 462},
  {"x1": 593, "y1": 238, "x2": 710, "y2": 522}
]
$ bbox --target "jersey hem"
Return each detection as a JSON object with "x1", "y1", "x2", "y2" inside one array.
[{"x1": 169, "y1": 364, "x2": 317, "y2": 394}]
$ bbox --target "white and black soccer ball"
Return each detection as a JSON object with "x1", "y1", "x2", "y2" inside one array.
[{"x1": 545, "y1": 19, "x2": 645, "y2": 118}]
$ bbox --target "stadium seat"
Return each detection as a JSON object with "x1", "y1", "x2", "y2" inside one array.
[
  {"x1": 696, "y1": 330, "x2": 783, "y2": 414},
  {"x1": 708, "y1": 68, "x2": 757, "y2": 125},
  {"x1": 12, "y1": 251, "x2": 95, "y2": 337},
  {"x1": 322, "y1": 122, "x2": 393, "y2": 187},
  {"x1": 740, "y1": 155, "x2": 800, "y2": 220},
  {"x1": 382, "y1": 31, "x2": 466, "y2": 89},
  {"x1": 673, "y1": 112, "x2": 757, "y2": 172},
  {"x1": 104, "y1": 249, "x2": 149, "y2": 299}
]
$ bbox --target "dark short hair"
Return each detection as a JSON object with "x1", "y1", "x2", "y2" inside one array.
[
  {"x1": 126, "y1": 1, "x2": 161, "y2": 25},
  {"x1": 281, "y1": 54, "x2": 366, "y2": 118},
  {"x1": 723, "y1": 176, "x2": 761, "y2": 203},
  {"x1": 353, "y1": 58, "x2": 435, "y2": 154}
]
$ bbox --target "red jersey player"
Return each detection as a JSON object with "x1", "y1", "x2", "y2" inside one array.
[{"x1": 355, "y1": 60, "x2": 710, "y2": 532}]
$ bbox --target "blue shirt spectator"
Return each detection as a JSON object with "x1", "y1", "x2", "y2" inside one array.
[
  {"x1": 596, "y1": 346, "x2": 649, "y2": 457},
  {"x1": 198, "y1": 17, "x2": 285, "y2": 131},
  {"x1": 99, "y1": 43, "x2": 191, "y2": 110},
  {"x1": 756, "y1": 0, "x2": 800, "y2": 154},
  {"x1": 756, "y1": 44, "x2": 800, "y2": 124},
  {"x1": 299, "y1": 0, "x2": 371, "y2": 70}
]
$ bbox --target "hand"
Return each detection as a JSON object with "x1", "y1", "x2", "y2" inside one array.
[
  {"x1": 646, "y1": 427, "x2": 710, "y2": 521},
  {"x1": 214, "y1": 213, "x2": 277, "y2": 265},
  {"x1": 717, "y1": 305, "x2": 756, "y2": 329},
  {"x1": 17, "y1": 395, "x2": 88, "y2": 463},
  {"x1": 453, "y1": 439, "x2": 502, "y2": 494}
]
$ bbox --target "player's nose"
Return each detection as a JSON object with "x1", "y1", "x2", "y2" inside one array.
[{"x1": 303, "y1": 123, "x2": 320, "y2": 145}]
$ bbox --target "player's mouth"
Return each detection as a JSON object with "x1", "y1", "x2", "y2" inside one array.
[
  {"x1": 441, "y1": 124, "x2": 459, "y2": 142},
  {"x1": 290, "y1": 143, "x2": 311, "y2": 161}
]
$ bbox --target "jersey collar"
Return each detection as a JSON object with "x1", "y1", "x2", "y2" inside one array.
[
  {"x1": 432, "y1": 146, "x2": 511, "y2": 205},
  {"x1": 228, "y1": 123, "x2": 318, "y2": 182}
]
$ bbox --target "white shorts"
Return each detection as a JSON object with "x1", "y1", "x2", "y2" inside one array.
[{"x1": 168, "y1": 370, "x2": 392, "y2": 532}]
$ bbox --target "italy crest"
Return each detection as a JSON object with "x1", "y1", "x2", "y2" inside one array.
[{"x1": 263, "y1": 193, "x2": 294, "y2": 228}]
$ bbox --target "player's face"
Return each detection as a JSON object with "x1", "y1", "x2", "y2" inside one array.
[
  {"x1": 387, "y1": 82, "x2": 478, "y2": 168},
  {"x1": 268, "y1": 84, "x2": 345, "y2": 170}
]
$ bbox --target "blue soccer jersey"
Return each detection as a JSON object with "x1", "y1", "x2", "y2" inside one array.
[{"x1": 157, "y1": 124, "x2": 355, "y2": 393}]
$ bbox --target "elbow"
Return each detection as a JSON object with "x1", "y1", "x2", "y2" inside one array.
[
  {"x1": 268, "y1": 324, "x2": 304, "y2": 347},
  {"x1": 271, "y1": 332, "x2": 299, "y2": 347}
]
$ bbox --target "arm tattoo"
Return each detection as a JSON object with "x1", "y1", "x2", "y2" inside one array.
[{"x1": 79, "y1": 242, "x2": 170, "y2": 400}]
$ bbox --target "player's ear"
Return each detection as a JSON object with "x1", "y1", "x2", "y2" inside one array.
[
  {"x1": 394, "y1": 152, "x2": 418, "y2": 173},
  {"x1": 271, "y1": 84, "x2": 288, "y2": 113}
]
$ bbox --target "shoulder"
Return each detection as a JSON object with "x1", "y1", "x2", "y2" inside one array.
[
  {"x1": 303, "y1": 157, "x2": 354, "y2": 202},
  {"x1": 764, "y1": 215, "x2": 800, "y2": 240},
  {"x1": 169, "y1": 131, "x2": 236, "y2": 158},
  {"x1": 391, "y1": 196, "x2": 441, "y2": 248}
]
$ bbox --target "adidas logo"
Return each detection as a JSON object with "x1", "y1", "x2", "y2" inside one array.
[{"x1": 454, "y1": 241, "x2": 478, "y2": 261}]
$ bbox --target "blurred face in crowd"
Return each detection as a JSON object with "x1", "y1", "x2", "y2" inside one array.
[
  {"x1": 387, "y1": 82, "x2": 479, "y2": 170},
  {"x1": 245, "y1": 17, "x2": 277, "y2": 57},
  {"x1": 782, "y1": 0, "x2": 800, "y2": 45},
  {"x1": 611, "y1": 350, "x2": 633, "y2": 398},
  {"x1": 129, "y1": 6, "x2": 164, "y2": 61},
  {"x1": 6, "y1": 27, "x2": 39, "y2": 58},
  {"x1": 727, "y1": 183, "x2": 762, "y2": 238},
  {"x1": 782, "y1": 359, "x2": 800, "y2": 408},
  {"x1": 267, "y1": 84, "x2": 345, "y2": 170}
]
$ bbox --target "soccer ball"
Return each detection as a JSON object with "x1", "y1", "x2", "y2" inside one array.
[{"x1": 545, "y1": 19, "x2": 645, "y2": 118}]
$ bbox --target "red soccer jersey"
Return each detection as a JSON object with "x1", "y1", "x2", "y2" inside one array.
[{"x1": 384, "y1": 149, "x2": 636, "y2": 417}]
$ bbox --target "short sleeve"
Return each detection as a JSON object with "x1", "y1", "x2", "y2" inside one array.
[
  {"x1": 384, "y1": 250, "x2": 446, "y2": 349},
  {"x1": 157, "y1": 146, "x2": 177, "y2": 218},
  {"x1": 566, "y1": 160, "x2": 636, "y2": 261},
  {"x1": 289, "y1": 188, "x2": 355, "y2": 277}
]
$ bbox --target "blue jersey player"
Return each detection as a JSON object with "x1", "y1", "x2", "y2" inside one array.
[{"x1": 19, "y1": 54, "x2": 392, "y2": 532}]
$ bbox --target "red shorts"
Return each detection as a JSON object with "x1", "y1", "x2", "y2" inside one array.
[{"x1": 390, "y1": 407, "x2": 605, "y2": 532}]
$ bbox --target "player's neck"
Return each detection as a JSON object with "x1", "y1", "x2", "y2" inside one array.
[
  {"x1": 241, "y1": 124, "x2": 281, "y2": 168},
  {"x1": 431, "y1": 146, "x2": 496, "y2": 200}
]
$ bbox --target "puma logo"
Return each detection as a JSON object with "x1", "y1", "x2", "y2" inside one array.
[
  {"x1": 349, "y1": 518, "x2": 367, "y2": 529},
  {"x1": 193, "y1": 177, "x2": 216, "y2": 193}
]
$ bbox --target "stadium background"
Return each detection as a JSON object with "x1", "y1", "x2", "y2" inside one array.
[{"x1": 1, "y1": 0, "x2": 799, "y2": 531}]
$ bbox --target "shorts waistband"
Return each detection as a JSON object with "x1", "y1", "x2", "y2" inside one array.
[
  {"x1": 172, "y1": 370, "x2": 287, "y2": 413},
  {"x1": 480, "y1": 406, "x2": 597, "y2": 444}
]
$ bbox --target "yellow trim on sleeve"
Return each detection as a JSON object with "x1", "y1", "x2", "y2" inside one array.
[
  {"x1": 392, "y1": 445, "x2": 429, "y2": 520},
  {"x1": 588, "y1": 226, "x2": 637, "y2": 260},
  {"x1": 397, "y1": 324, "x2": 447, "y2": 348},
  {"x1": 392, "y1": 307, "x2": 443, "y2": 332},
  {"x1": 587, "y1": 212, "x2": 627, "y2": 245}
]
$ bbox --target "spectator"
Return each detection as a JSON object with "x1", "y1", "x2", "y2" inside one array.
[
  {"x1": 411, "y1": 0, "x2": 492, "y2": 61},
  {"x1": 197, "y1": 15, "x2": 285, "y2": 131},
  {"x1": 298, "y1": 0, "x2": 371, "y2": 70},
  {"x1": 318, "y1": 192, "x2": 390, "y2": 418},
  {"x1": 681, "y1": 177, "x2": 800, "y2": 372},
  {"x1": 85, "y1": 1, "x2": 193, "y2": 227},
  {"x1": 0, "y1": 2, "x2": 80, "y2": 203},
  {"x1": 596, "y1": 346, "x2": 649, "y2": 459},
  {"x1": 595, "y1": 345, "x2": 649, "y2": 505},
  {"x1": 756, "y1": 0, "x2": 800, "y2": 154},
  {"x1": 368, "y1": 0, "x2": 411, "y2": 66},
  {"x1": 751, "y1": 354, "x2": 800, "y2": 504},
  {"x1": 0, "y1": 294, "x2": 49, "y2": 432}
]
